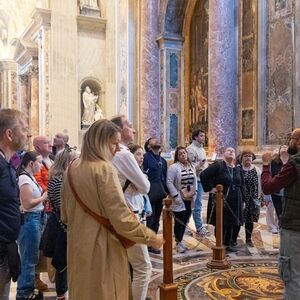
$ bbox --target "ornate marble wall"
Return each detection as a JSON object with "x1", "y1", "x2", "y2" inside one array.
[{"x1": 266, "y1": 0, "x2": 295, "y2": 144}]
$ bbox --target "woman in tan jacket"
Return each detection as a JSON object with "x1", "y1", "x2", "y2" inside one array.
[{"x1": 61, "y1": 119, "x2": 163, "y2": 300}]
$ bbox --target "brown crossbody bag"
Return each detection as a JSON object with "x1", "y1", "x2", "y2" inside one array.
[{"x1": 67, "y1": 161, "x2": 135, "y2": 249}]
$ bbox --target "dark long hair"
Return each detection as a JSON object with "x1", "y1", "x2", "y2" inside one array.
[
  {"x1": 16, "y1": 151, "x2": 40, "y2": 176},
  {"x1": 174, "y1": 146, "x2": 191, "y2": 164}
]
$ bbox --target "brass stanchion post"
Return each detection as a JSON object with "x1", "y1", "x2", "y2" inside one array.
[
  {"x1": 207, "y1": 184, "x2": 231, "y2": 269},
  {"x1": 159, "y1": 197, "x2": 178, "y2": 300}
]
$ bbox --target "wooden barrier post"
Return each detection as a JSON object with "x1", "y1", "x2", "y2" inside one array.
[
  {"x1": 207, "y1": 184, "x2": 231, "y2": 269},
  {"x1": 159, "y1": 197, "x2": 178, "y2": 300}
]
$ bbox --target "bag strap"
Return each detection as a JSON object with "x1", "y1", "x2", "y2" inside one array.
[{"x1": 67, "y1": 160, "x2": 135, "y2": 248}]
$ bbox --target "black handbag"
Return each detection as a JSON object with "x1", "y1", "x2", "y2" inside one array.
[{"x1": 148, "y1": 180, "x2": 168, "y2": 202}]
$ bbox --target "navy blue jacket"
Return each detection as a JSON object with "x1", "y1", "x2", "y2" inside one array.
[
  {"x1": 143, "y1": 151, "x2": 168, "y2": 191},
  {"x1": 0, "y1": 155, "x2": 20, "y2": 244}
]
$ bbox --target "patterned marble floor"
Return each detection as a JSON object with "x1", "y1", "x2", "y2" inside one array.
[{"x1": 8, "y1": 198, "x2": 282, "y2": 299}]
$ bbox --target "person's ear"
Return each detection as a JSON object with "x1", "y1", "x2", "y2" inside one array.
[{"x1": 5, "y1": 129, "x2": 13, "y2": 142}]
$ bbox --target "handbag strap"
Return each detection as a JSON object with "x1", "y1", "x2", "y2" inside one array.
[{"x1": 67, "y1": 160, "x2": 135, "y2": 248}]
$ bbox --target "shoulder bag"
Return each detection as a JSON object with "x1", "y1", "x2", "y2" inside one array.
[{"x1": 67, "y1": 161, "x2": 135, "y2": 249}]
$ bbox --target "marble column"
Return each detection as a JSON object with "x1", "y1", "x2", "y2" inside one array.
[
  {"x1": 0, "y1": 60, "x2": 18, "y2": 108},
  {"x1": 28, "y1": 66, "x2": 40, "y2": 138},
  {"x1": 208, "y1": 0, "x2": 238, "y2": 154},
  {"x1": 140, "y1": 0, "x2": 160, "y2": 143}
]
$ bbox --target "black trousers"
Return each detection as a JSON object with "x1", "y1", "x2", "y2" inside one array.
[
  {"x1": 146, "y1": 200, "x2": 163, "y2": 234},
  {"x1": 223, "y1": 225, "x2": 240, "y2": 247},
  {"x1": 245, "y1": 222, "x2": 254, "y2": 241},
  {"x1": 173, "y1": 201, "x2": 192, "y2": 243},
  {"x1": 271, "y1": 194, "x2": 283, "y2": 220}
]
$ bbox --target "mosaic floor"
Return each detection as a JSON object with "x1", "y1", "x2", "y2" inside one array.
[{"x1": 8, "y1": 199, "x2": 283, "y2": 299}]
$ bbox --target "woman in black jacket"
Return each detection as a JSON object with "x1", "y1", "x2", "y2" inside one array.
[{"x1": 200, "y1": 147, "x2": 244, "y2": 252}]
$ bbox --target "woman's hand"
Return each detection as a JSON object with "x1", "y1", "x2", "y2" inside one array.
[
  {"x1": 150, "y1": 234, "x2": 165, "y2": 250},
  {"x1": 42, "y1": 191, "x2": 48, "y2": 201},
  {"x1": 210, "y1": 187, "x2": 217, "y2": 194}
]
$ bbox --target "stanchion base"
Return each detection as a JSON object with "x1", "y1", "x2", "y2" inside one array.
[
  {"x1": 159, "y1": 283, "x2": 178, "y2": 300},
  {"x1": 207, "y1": 258, "x2": 231, "y2": 270}
]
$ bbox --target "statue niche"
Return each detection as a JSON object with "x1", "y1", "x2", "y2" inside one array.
[{"x1": 80, "y1": 80, "x2": 104, "y2": 128}]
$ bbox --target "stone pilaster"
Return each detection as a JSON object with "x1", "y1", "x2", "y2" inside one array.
[
  {"x1": 208, "y1": 0, "x2": 238, "y2": 154},
  {"x1": 140, "y1": 0, "x2": 160, "y2": 143},
  {"x1": 28, "y1": 66, "x2": 39, "y2": 138},
  {"x1": 0, "y1": 60, "x2": 18, "y2": 108},
  {"x1": 50, "y1": 0, "x2": 78, "y2": 145},
  {"x1": 18, "y1": 75, "x2": 29, "y2": 120},
  {"x1": 157, "y1": 35, "x2": 183, "y2": 151}
]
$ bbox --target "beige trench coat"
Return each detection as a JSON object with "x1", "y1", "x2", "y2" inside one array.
[{"x1": 61, "y1": 159, "x2": 156, "y2": 300}]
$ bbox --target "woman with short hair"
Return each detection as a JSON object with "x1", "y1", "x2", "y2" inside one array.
[{"x1": 61, "y1": 119, "x2": 163, "y2": 300}]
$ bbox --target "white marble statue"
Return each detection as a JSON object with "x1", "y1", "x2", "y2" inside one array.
[
  {"x1": 81, "y1": 86, "x2": 99, "y2": 126},
  {"x1": 80, "y1": 0, "x2": 98, "y2": 8},
  {"x1": 94, "y1": 103, "x2": 104, "y2": 121}
]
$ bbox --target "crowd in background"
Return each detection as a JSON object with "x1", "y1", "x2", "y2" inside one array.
[{"x1": 0, "y1": 108, "x2": 300, "y2": 300}]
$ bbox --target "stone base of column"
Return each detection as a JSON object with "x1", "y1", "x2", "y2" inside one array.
[
  {"x1": 207, "y1": 246, "x2": 231, "y2": 270},
  {"x1": 159, "y1": 283, "x2": 178, "y2": 300}
]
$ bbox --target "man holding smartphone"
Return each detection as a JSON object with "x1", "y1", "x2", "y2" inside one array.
[{"x1": 187, "y1": 129, "x2": 210, "y2": 236}]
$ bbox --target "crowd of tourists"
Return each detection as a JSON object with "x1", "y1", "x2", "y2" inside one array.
[{"x1": 0, "y1": 108, "x2": 300, "y2": 300}]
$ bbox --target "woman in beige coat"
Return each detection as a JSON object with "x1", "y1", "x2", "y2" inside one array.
[{"x1": 61, "y1": 119, "x2": 163, "y2": 300}]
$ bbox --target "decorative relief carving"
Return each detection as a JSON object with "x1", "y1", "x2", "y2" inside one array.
[
  {"x1": 242, "y1": 109, "x2": 254, "y2": 140},
  {"x1": 242, "y1": 0, "x2": 254, "y2": 37},
  {"x1": 242, "y1": 38, "x2": 254, "y2": 72}
]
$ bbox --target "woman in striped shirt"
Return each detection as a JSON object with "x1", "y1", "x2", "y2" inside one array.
[
  {"x1": 167, "y1": 147, "x2": 197, "y2": 253},
  {"x1": 43, "y1": 147, "x2": 78, "y2": 300}
]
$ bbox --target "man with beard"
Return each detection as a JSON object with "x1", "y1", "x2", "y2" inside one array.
[
  {"x1": 0, "y1": 109, "x2": 30, "y2": 299},
  {"x1": 261, "y1": 128, "x2": 300, "y2": 299}
]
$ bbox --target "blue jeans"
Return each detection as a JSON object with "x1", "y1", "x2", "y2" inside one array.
[
  {"x1": 17, "y1": 212, "x2": 43, "y2": 298},
  {"x1": 193, "y1": 181, "x2": 204, "y2": 231},
  {"x1": 279, "y1": 228, "x2": 300, "y2": 299}
]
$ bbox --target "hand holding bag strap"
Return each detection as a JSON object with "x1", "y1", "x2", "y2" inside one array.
[{"x1": 67, "y1": 160, "x2": 135, "y2": 249}]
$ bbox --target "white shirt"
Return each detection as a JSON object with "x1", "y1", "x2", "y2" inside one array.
[
  {"x1": 112, "y1": 144, "x2": 150, "y2": 212},
  {"x1": 186, "y1": 140, "x2": 208, "y2": 180},
  {"x1": 18, "y1": 174, "x2": 44, "y2": 212}
]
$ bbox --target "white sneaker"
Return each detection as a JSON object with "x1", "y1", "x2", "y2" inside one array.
[
  {"x1": 197, "y1": 226, "x2": 210, "y2": 237},
  {"x1": 176, "y1": 242, "x2": 186, "y2": 253},
  {"x1": 271, "y1": 228, "x2": 279, "y2": 234}
]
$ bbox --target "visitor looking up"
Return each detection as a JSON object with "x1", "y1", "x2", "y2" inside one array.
[
  {"x1": 262, "y1": 128, "x2": 300, "y2": 299},
  {"x1": 186, "y1": 129, "x2": 210, "y2": 237},
  {"x1": 52, "y1": 132, "x2": 69, "y2": 157},
  {"x1": 143, "y1": 137, "x2": 168, "y2": 254},
  {"x1": 0, "y1": 109, "x2": 30, "y2": 300},
  {"x1": 167, "y1": 146, "x2": 197, "y2": 253}
]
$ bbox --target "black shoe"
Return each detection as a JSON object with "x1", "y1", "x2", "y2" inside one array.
[
  {"x1": 246, "y1": 239, "x2": 254, "y2": 247},
  {"x1": 16, "y1": 290, "x2": 43, "y2": 300},
  {"x1": 226, "y1": 246, "x2": 238, "y2": 253},
  {"x1": 148, "y1": 247, "x2": 161, "y2": 254}
]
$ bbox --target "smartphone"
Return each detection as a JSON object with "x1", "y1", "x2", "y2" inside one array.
[{"x1": 202, "y1": 159, "x2": 206, "y2": 162}]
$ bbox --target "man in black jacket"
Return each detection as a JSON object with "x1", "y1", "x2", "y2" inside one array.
[
  {"x1": 143, "y1": 138, "x2": 168, "y2": 254},
  {"x1": 0, "y1": 109, "x2": 30, "y2": 299}
]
